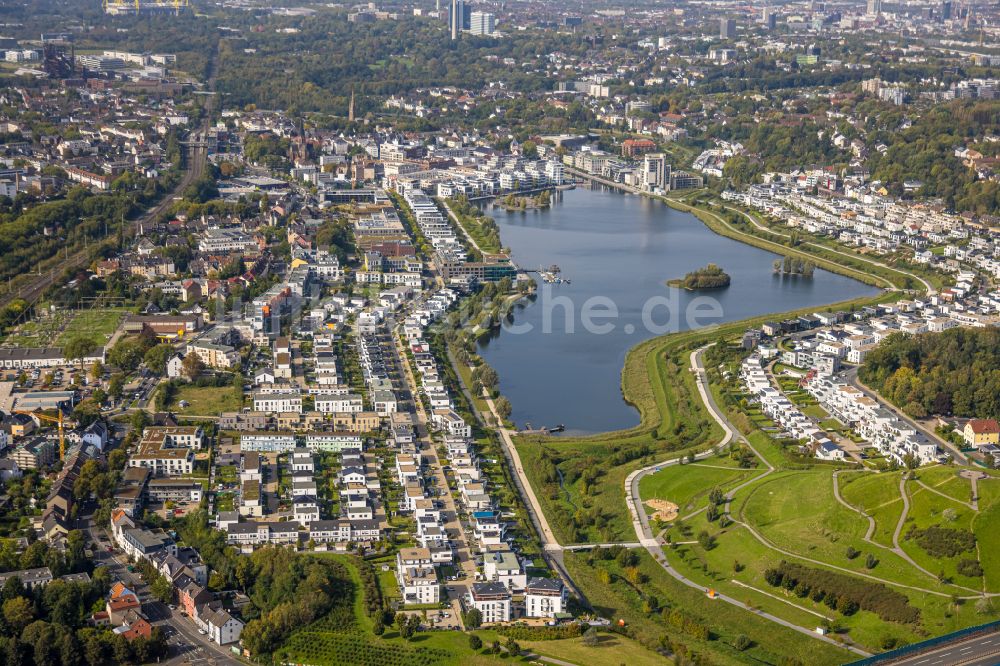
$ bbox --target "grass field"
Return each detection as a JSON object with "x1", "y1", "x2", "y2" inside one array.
[
  {"x1": 900, "y1": 480, "x2": 984, "y2": 591},
  {"x1": 522, "y1": 633, "x2": 672, "y2": 666},
  {"x1": 839, "y1": 470, "x2": 904, "y2": 547},
  {"x1": 563, "y1": 550, "x2": 851, "y2": 665},
  {"x1": 639, "y1": 461, "x2": 751, "y2": 518},
  {"x1": 174, "y1": 384, "x2": 242, "y2": 415},
  {"x1": 913, "y1": 466, "x2": 975, "y2": 505},
  {"x1": 55, "y1": 308, "x2": 127, "y2": 347}
]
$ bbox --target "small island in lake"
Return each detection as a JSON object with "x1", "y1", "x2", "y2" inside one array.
[
  {"x1": 667, "y1": 263, "x2": 732, "y2": 290},
  {"x1": 498, "y1": 190, "x2": 551, "y2": 211}
]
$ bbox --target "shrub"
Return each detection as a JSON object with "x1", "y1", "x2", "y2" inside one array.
[
  {"x1": 908, "y1": 526, "x2": 976, "y2": 558},
  {"x1": 845, "y1": 546, "x2": 860, "y2": 560},
  {"x1": 957, "y1": 559, "x2": 984, "y2": 578},
  {"x1": 468, "y1": 634, "x2": 482, "y2": 651},
  {"x1": 497, "y1": 624, "x2": 582, "y2": 641},
  {"x1": 733, "y1": 634, "x2": 752, "y2": 651}
]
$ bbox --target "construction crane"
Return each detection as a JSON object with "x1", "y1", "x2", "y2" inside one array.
[{"x1": 14, "y1": 409, "x2": 65, "y2": 461}]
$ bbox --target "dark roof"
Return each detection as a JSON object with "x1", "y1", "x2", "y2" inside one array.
[{"x1": 526, "y1": 577, "x2": 563, "y2": 593}]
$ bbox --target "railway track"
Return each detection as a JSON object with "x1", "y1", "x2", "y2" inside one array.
[{"x1": 0, "y1": 50, "x2": 218, "y2": 315}]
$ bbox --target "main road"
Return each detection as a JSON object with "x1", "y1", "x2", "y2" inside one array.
[{"x1": 878, "y1": 630, "x2": 1000, "y2": 666}]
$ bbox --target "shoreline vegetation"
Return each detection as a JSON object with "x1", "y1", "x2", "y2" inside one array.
[
  {"x1": 497, "y1": 189, "x2": 551, "y2": 211},
  {"x1": 667, "y1": 262, "x2": 731, "y2": 290}
]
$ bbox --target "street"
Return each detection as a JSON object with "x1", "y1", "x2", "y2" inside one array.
[{"x1": 82, "y1": 513, "x2": 241, "y2": 665}]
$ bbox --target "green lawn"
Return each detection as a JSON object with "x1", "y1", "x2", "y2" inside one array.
[
  {"x1": 174, "y1": 384, "x2": 242, "y2": 415},
  {"x1": 899, "y1": 481, "x2": 984, "y2": 591},
  {"x1": 215, "y1": 493, "x2": 234, "y2": 512},
  {"x1": 218, "y1": 465, "x2": 238, "y2": 484},
  {"x1": 563, "y1": 550, "x2": 850, "y2": 665},
  {"x1": 912, "y1": 466, "x2": 975, "y2": 505},
  {"x1": 639, "y1": 461, "x2": 751, "y2": 517},
  {"x1": 739, "y1": 469, "x2": 958, "y2": 591},
  {"x1": 839, "y1": 470, "x2": 904, "y2": 547},
  {"x1": 523, "y1": 633, "x2": 672, "y2": 666}
]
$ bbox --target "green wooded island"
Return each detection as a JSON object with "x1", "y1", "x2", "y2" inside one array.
[{"x1": 668, "y1": 263, "x2": 732, "y2": 290}]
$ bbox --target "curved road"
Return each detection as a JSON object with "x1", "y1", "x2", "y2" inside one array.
[{"x1": 623, "y1": 344, "x2": 870, "y2": 658}]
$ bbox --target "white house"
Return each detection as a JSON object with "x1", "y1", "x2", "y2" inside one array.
[
  {"x1": 524, "y1": 577, "x2": 567, "y2": 618},
  {"x1": 469, "y1": 582, "x2": 511, "y2": 623}
]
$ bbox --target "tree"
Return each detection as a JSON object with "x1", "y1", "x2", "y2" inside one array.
[
  {"x1": 398, "y1": 614, "x2": 416, "y2": 640},
  {"x1": 494, "y1": 396, "x2": 512, "y2": 420},
  {"x1": 733, "y1": 634, "x2": 752, "y2": 651},
  {"x1": 3, "y1": 596, "x2": 35, "y2": 632},
  {"x1": 150, "y1": 572, "x2": 174, "y2": 604},
  {"x1": 468, "y1": 633, "x2": 482, "y2": 650},
  {"x1": 144, "y1": 344, "x2": 175, "y2": 376},
  {"x1": 63, "y1": 337, "x2": 96, "y2": 369},
  {"x1": 108, "y1": 374, "x2": 124, "y2": 401},
  {"x1": 182, "y1": 353, "x2": 205, "y2": 381},
  {"x1": 505, "y1": 638, "x2": 521, "y2": 656},
  {"x1": 89, "y1": 361, "x2": 103, "y2": 382},
  {"x1": 582, "y1": 627, "x2": 599, "y2": 647},
  {"x1": 463, "y1": 607, "x2": 482, "y2": 629}
]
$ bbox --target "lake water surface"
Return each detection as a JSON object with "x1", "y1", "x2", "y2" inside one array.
[{"x1": 476, "y1": 185, "x2": 880, "y2": 435}]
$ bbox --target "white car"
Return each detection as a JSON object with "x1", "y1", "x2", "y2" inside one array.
[{"x1": 198, "y1": 629, "x2": 207, "y2": 635}]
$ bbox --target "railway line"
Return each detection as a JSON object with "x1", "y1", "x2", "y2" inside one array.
[{"x1": 0, "y1": 51, "x2": 218, "y2": 317}]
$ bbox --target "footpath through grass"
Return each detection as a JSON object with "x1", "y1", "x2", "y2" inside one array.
[{"x1": 515, "y1": 291, "x2": 894, "y2": 546}]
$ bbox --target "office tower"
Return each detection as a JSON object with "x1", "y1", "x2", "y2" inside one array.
[
  {"x1": 866, "y1": 0, "x2": 882, "y2": 16},
  {"x1": 941, "y1": 0, "x2": 952, "y2": 20},
  {"x1": 762, "y1": 7, "x2": 777, "y2": 29},
  {"x1": 450, "y1": 0, "x2": 464, "y2": 39},
  {"x1": 469, "y1": 11, "x2": 495, "y2": 36},
  {"x1": 720, "y1": 18, "x2": 736, "y2": 39}
]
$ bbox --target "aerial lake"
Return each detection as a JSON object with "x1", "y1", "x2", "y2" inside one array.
[{"x1": 476, "y1": 185, "x2": 880, "y2": 435}]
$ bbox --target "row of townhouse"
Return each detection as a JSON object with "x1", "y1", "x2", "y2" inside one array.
[
  {"x1": 741, "y1": 355, "x2": 844, "y2": 461},
  {"x1": 724, "y1": 182, "x2": 1000, "y2": 276},
  {"x1": 219, "y1": 409, "x2": 382, "y2": 434},
  {"x1": 238, "y1": 430, "x2": 364, "y2": 453},
  {"x1": 807, "y1": 378, "x2": 939, "y2": 466},
  {"x1": 396, "y1": 292, "x2": 568, "y2": 623},
  {"x1": 400, "y1": 186, "x2": 465, "y2": 261}
]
